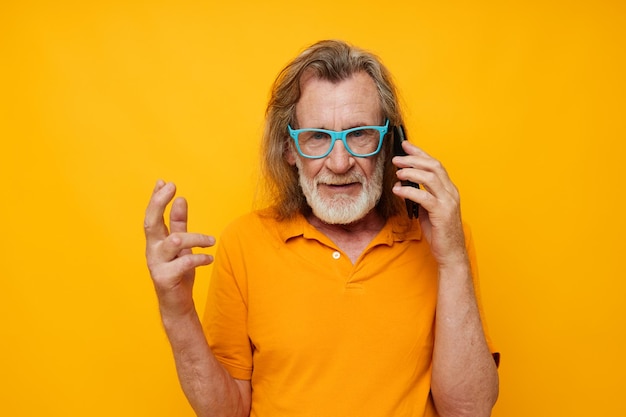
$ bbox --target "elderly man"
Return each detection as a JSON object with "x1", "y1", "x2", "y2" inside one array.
[{"x1": 144, "y1": 40, "x2": 499, "y2": 417}]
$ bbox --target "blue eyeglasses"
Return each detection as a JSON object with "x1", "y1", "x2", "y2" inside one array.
[{"x1": 288, "y1": 120, "x2": 389, "y2": 159}]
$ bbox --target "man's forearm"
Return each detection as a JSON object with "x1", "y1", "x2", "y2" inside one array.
[
  {"x1": 430, "y1": 260, "x2": 499, "y2": 417},
  {"x1": 160, "y1": 306, "x2": 249, "y2": 417}
]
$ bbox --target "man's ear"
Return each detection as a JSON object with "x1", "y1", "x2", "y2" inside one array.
[{"x1": 285, "y1": 140, "x2": 297, "y2": 166}]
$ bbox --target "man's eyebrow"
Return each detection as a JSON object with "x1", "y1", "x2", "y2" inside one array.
[
  {"x1": 328, "y1": 122, "x2": 379, "y2": 131},
  {"x1": 344, "y1": 121, "x2": 384, "y2": 129}
]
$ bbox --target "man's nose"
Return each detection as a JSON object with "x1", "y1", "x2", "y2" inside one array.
[{"x1": 324, "y1": 140, "x2": 354, "y2": 173}]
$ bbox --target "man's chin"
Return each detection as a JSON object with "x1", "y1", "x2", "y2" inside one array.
[{"x1": 310, "y1": 197, "x2": 369, "y2": 225}]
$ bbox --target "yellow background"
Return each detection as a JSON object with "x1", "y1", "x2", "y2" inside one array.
[{"x1": 2, "y1": 1, "x2": 625, "y2": 416}]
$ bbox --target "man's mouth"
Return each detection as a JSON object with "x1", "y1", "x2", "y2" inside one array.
[
  {"x1": 319, "y1": 182, "x2": 361, "y2": 193},
  {"x1": 327, "y1": 182, "x2": 356, "y2": 187}
]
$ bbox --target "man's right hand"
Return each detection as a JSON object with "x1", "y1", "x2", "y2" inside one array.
[{"x1": 143, "y1": 180, "x2": 216, "y2": 317}]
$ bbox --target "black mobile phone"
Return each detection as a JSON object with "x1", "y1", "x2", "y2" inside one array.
[{"x1": 392, "y1": 125, "x2": 420, "y2": 219}]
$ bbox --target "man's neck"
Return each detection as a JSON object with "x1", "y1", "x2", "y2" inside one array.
[{"x1": 307, "y1": 210, "x2": 385, "y2": 264}]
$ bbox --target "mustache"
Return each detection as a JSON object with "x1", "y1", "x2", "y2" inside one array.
[{"x1": 314, "y1": 172, "x2": 365, "y2": 186}]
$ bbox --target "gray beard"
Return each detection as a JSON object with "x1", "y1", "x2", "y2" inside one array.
[{"x1": 295, "y1": 156, "x2": 385, "y2": 225}]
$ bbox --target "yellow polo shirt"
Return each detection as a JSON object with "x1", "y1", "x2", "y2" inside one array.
[{"x1": 203, "y1": 209, "x2": 494, "y2": 417}]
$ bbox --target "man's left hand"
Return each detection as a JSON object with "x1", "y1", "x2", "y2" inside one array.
[{"x1": 392, "y1": 140, "x2": 467, "y2": 268}]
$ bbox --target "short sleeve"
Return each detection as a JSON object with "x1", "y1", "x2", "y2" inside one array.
[{"x1": 202, "y1": 225, "x2": 253, "y2": 380}]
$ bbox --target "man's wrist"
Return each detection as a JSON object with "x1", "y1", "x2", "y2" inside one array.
[
  {"x1": 159, "y1": 298, "x2": 198, "y2": 328},
  {"x1": 437, "y1": 250, "x2": 470, "y2": 276}
]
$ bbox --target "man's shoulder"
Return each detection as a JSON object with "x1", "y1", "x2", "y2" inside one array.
[
  {"x1": 220, "y1": 207, "x2": 297, "y2": 243},
  {"x1": 222, "y1": 209, "x2": 269, "y2": 233}
]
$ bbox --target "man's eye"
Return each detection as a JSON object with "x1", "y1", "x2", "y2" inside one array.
[
  {"x1": 302, "y1": 131, "x2": 330, "y2": 142},
  {"x1": 348, "y1": 129, "x2": 376, "y2": 140}
]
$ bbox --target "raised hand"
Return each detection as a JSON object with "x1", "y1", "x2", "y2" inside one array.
[
  {"x1": 144, "y1": 180, "x2": 216, "y2": 317},
  {"x1": 392, "y1": 141, "x2": 467, "y2": 268}
]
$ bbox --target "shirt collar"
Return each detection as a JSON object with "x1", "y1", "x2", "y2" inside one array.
[{"x1": 277, "y1": 212, "x2": 422, "y2": 245}]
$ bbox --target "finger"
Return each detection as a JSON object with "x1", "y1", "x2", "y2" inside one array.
[
  {"x1": 402, "y1": 140, "x2": 430, "y2": 156},
  {"x1": 393, "y1": 143, "x2": 444, "y2": 173},
  {"x1": 144, "y1": 180, "x2": 176, "y2": 240},
  {"x1": 392, "y1": 181, "x2": 437, "y2": 211},
  {"x1": 170, "y1": 197, "x2": 194, "y2": 257},
  {"x1": 393, "y1": 142, "x2": 446, "y2": 173},
  {"x1": 396, "y1": 166, "x2": 446, "y2": 198},
  {"x1": 149, "y1": 252, "x2": 214, "y2": 282},
  {"x1": 393, "y1": 174, "x2": 459, "y2": 214},
  {"x1": 170, "y1": 197, "x2": 188, "y2": 234},
  {"x1": 392, "y1": 141, "x2": 432, "y2": 164},
  {"x1": 149, "y1": 232, "x2": 216, "y2": 264}
]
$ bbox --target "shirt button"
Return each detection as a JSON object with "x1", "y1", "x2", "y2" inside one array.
[{"x1": 332, "y1": 251, "x2": 341, "y2": 260}]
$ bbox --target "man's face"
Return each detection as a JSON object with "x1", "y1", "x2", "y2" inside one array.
[{"x1": 287, "y1": 71, "x2": 385, "y2": 225}]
